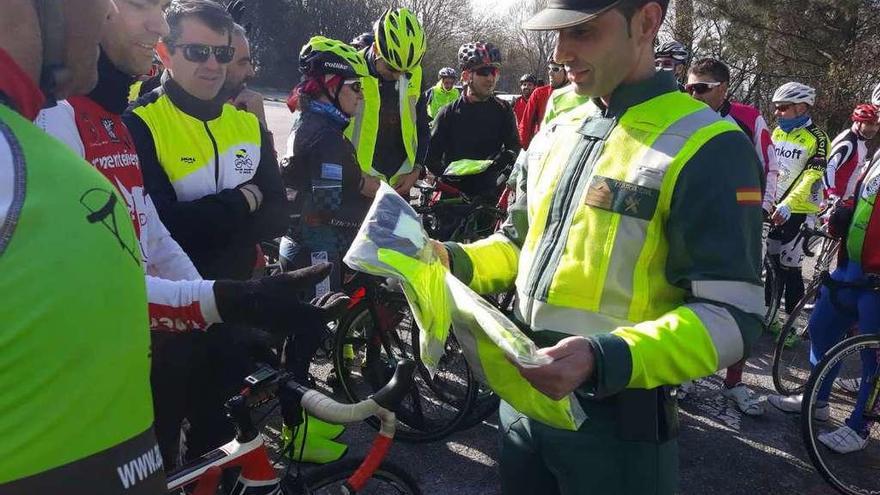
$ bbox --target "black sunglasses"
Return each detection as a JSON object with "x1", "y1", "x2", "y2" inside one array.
[
  {"x1": 169, "y1": 43, "x2": 235, "y2": 64},
  {"x1": 684, "y1": 81, "x2": 722, "y2": 95},
  {"x1": 774, "y1": 103, "x2": 793, "y2": 112},
  {"x1": 548, "y1": 66, "x2": 564, "y2": 73},
  {"x1": 473, "y1": 66, "x2": 498, "y2": 77}
]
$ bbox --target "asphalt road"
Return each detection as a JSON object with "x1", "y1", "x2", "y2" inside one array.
[{"x1": 261, "y1": 98, "x2": 844, "y2": 495}]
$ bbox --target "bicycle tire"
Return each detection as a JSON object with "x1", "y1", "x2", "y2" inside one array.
[
  {"x1": 801, "y1": 334, "x2": 880, "y2": 495},
  {"x1": 771, "y1": 277, "x2": 822, "y2": 395},
  {"x1": 283, "y1": 457, "x2": 421, "y2": 495},
  {"x1": 332, "y1": 295, "x2": 474, "y2": 443},
  {"x1": 763, "y1": 256, "x2": 782, "y2": 329}
]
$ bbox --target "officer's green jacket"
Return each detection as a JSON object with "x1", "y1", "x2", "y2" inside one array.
[{"x1": 446, "y1": 72, "x2": 764, "y2": 397}]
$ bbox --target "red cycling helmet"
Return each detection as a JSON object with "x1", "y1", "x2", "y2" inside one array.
[{"x1": 851, "y1": 104, "x2": 878, "y2": 123}]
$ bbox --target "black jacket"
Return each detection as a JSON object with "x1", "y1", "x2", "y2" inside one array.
[{"x1": 124, "y1": 76, "x2": 285, "y2": 280}]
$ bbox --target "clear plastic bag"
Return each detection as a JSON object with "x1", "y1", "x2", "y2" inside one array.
[{"x1": 344, "y1": 183, "x2": 586, "y2": 430}]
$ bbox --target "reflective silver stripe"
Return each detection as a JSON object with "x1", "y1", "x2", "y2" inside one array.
[
  {"x1": 517, "y1": 292, "x2": 633, "y2": 337},
  {"x1": 599, "y1": 107, "x2": 722, "y2": 318},
  {"x1": 692, "y1": 280, "x2": 764, "y2": 316},
  {"x1": 684, "y1": 302, "x2": 744, "y2": 369},
  {"x1": 0, "y1": 118, "x2": 25, "y2": 256}
]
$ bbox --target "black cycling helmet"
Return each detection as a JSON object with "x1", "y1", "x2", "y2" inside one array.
[
  {"x1": 458, "y1": 42, "x2": 502, "y2": 71},
  {"x1": 438, "y1": 67, "x2": 457, "y2": 79},
  {"x1": 350, "y1": 32, "x2": 375, "y2": 51},
  {"x1": 655, "y1": 40, "x2": 691, "y2": 64},
  {"x1": 520, "y1": 73, "x2": 538, "y2": 85}
]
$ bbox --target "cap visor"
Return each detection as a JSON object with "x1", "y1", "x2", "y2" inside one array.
[{"x1": 522, "y1": 8, "x2": 601, "y2": 30}]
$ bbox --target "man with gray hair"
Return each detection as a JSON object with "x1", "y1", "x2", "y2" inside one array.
[{"x1": 222, "y1": 23, "x2": 266, "y2": 125}]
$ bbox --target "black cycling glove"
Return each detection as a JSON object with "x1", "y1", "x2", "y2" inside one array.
[{"x1": 213, "y1": 263, "x2": 350, "y2": 333}]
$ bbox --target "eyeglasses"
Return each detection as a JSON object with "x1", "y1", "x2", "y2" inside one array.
[
  {"x1": 168, "y1": 43, "x2": 235, "y2": 64},
  {"x1": 548, "y1": 66, "x2": 564, "y2": 73},
  {"x1": 343, "y1": 79, "x2": 362, "y2": 93},
  {"x1": 654, "y1": 59, "x2": 677, "y2": 70},
  {"x1": 684, "y1": 81, "x2": 722, "y2": 95},
  {"x1": 774, "y1": 103, "x2": 793, "y2": 112},
  {"x1": 472, "y1": 66, "x2": 498, "y2": 77}
]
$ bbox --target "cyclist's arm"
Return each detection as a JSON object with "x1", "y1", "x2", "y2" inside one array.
[
  {"x1": 415, "y1": 90, "x2": 430, "y2": 166},
  {"x1": 517, "y1": 89, "x2": 542, "y2": 150},
  {"x1": 238, "y1": 125, "x2": 287, "y2": 244},
  {"x1": 424, "y1": 104, "x2": 451, "y2": 176},
  {"x1": 822, "y1": 135, "x2": 854, "y2": 198},
  {"x1": 502, "y1": 99, "x2": 523, "y2": 153},
  {"x1": 779, "y1": 126, "x2": 829, "y2": 214},
  {"x1": 754, "y1": 115, "x2": 778, "y2": 209},
  {"x1": 125, "y1": 112, "x2": 256, "y2": 250},
  {"x1": 584, "y1": 132, "x2": 764, "y2": 397},
  {"x1": 34, "y1": 101, "x2": 84, "y2": 156}
]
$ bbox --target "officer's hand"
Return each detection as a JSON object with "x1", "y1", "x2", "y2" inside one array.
[
  {"x1": 310, "y1": 290, "x2": 350, "y2": 322},
  {"x1": 360, "y1": 175, "x2": 382, "y2": 198},
  {"x1": 429, "y1": 239, "x2": 450, "y2": 269},
  {"x1": 233, "y1": 88, "x2": 267, "y2": 124},
  {"x1": 771, "y1": 204, "x2": 791, "y2": 226},
  {"x1": 514, "y1": 336, "x2": 595, "y2": 401}
]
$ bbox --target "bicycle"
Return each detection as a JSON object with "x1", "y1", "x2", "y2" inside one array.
[
  {"x1": 801, "y1": 333, "x2": 880, "y2": 495},
  {"x1": 166, "y1": 359, "x2": 420, "y2": 494},
  {"x1": 331, "y1": 271, "x2": 477, "y2": 443},
  {"x1": 771, "y1": 223, "x2": 840, "y2": 395}
]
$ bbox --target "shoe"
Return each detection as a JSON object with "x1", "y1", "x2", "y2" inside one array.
[
  {"x1": 723, "y1": 384, "x2": 765, "y2": 416},
  {"x1": 818, "y1": 425, "x2": 869, "y2": 454},
  {"x1": 281, "y1": 423, "x2": 347, "y2": 464},
  {"x1": 767, "y1": 394, "x2": 829, "y2": 421},
  {"x1": 837, "y1": 377, "x2": 861, "y2": 394}
]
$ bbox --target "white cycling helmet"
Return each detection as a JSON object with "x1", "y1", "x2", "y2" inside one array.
[
  {"x1": 772, "y1": 82, "x2": 816, "y2": 106},
  {"x1": 871, "y1": 82, "x2": 880, "y2": 106}
]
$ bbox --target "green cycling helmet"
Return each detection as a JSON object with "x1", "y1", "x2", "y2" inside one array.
[
  {"x1": 374, "y1": 7, "x2": 427, "y2": 73},
  {"x1": 299, "y1": 36, "x2": 370, "y2": 79}
]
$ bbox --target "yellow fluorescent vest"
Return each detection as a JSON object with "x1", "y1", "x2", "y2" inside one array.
[
  {"x1": 345, "y1": 66, "x2": 422, "y2": 186},
  {"x1": 461, "y1": 92, "x2": 754, "y2": 387},
  {"x1": 132, "y1": 95, "x2": 262, "y2": 200}
]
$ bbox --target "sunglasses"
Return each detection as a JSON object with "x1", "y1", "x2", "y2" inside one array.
[
  {"x1": 684, "y1": 81, "x2": 722, "y2": 95},
  {"x1": 472, "y1": 66, "x2": 498, "y2": 77},
  {"x1": 169, "y1": 43, "x2": 235, "y2": 64},
  {"x1": 548, "y1": 66, "x2": 564, "y2": 73},
  {"x1": 774, "y1": 103, "x2": 794, "y2": 112},
  {"x1": 343, "y1": 79, "x2": 362, "y2": 93}
]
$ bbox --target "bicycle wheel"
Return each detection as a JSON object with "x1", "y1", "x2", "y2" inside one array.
[
  {"x1": 801, "y1": 334, "x2": 880, "y2": 495},
  {"x1": 763, "y1": 256, "x2": 783, "y2": 329},
  {"x1": 771, "y1": 278, "x2": 822, "y2": 395},
  {"x1": 332, "y1": 294, "x2": 474, "y2": 443},
  {"x1": 283, "y1": 458, "x2": 421, "y2": 494}
]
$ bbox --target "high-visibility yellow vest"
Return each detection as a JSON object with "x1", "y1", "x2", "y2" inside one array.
[
  {"x1": 458, "y1": 90, "x2": 762, "y2": 389},
  {"x1": 345, "y1": 67, "x2": 421, "y2": 186}
]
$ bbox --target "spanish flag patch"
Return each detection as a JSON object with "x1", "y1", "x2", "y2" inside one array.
[{"x1": 736, "y1": 187, "x2": 762, "y2": 205}]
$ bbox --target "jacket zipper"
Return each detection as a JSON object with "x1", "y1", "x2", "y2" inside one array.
[{"x1": 204, "y1": 121, "x2": 220, "y2": 191}]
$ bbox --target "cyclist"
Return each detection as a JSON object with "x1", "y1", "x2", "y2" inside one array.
[
  {"x1": 424, "y1": 42, "x2": 521, "y2": 199},
  {"x1": 767, "y1": 141, "x2": 880, "y2": 454},
  {"x1": 518, "y1": 58, "x2": 573, "y2": 149},
  {"x1": 680, "y1": 57, "x2": 776, "y2": 414},
  {"x1": 279, "y1": 37, "x2": 371, "y2": 305},
  {"x1": 0, "y1": 2, "x2": 170, "y2": 493},
  {"x1": 347, "y1": 7, "x2": 429, "y2": 198},
  {"x1": 513, "y1": 73, "x2": 538, "y2": 124},
  {"x1": 823, "y1": 104, "x2": 879, "y2": 201},
  {"x1": 654, "y1": 39, "x2": 690, "y2": 87},
  {"x1": 687, "y1": 57, "x2": 777, "y2": 215},
  {"x1": 123, "y1": 0, "x2": 288, "y2": 466},
  {"x1": 349, "y1": 31, "x2": 375, "y2": 51},
  {"x1": 221, "y1": 23, "x2": 266, "y2": 125},
  {"x1": 766, "y1": 82, "x2": 829, "y2": 317},
  {"x1": 424, "y1": 67, "x2": 460, "y2": 120},
  {"x1": 433, "y1": 0, "x2": 763, "y2": 492}
]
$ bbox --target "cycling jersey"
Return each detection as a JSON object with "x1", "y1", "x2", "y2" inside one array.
[
  {"x1": 425, "y1": 94, "x2": 521, "y2": 196},
  {"x1": 0, "y1": 48, "x2": 163, "y2": 494},
  {"x1": 517, "y1": 84, "x2": 553, "y2": 149},
  {"x1": 36, "y1": 52, "x2": 218, "y2": 331},
  {"x1": 125, "y1": 74, "x2": 286, "y2": 280},
  {"x1": 771, "y1": 119, "x2": 829, "y2": 214},
  {"x1": 512, "y1": 94, "x2": 529, "y2": 124},
  {"x1": 824, "y1": 126, "x2": 869, "y2": 199},
  {"x1": 719, "y1": 99, "x2": 777, "y2": 208}
]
